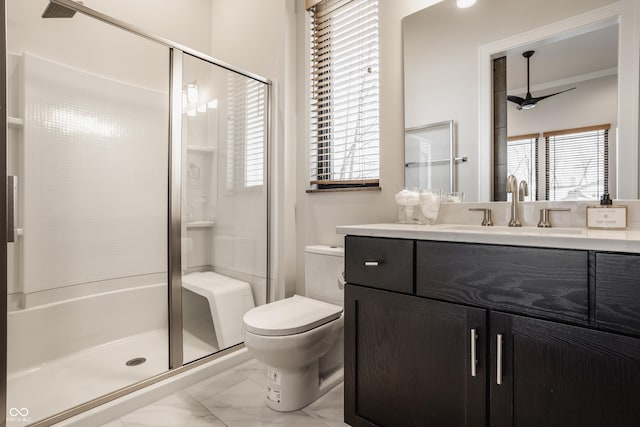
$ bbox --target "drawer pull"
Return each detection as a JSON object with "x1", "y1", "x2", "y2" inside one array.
[
  {"x1": 470, "y1": 328, "x2": 478, "y2": 377},
  {"x1": 496, "y1": 334, "x2": 503, "y2": 385},
  {"x1": 364, "y1": 261, "x2": 380, "y2": 267}
]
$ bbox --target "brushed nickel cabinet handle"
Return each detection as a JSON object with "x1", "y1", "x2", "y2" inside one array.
[
  {"x1": 364, "y1": 261, "x2": 380, "y2": 267},
  {"x1": 496, "y1": 333, "x2": 503, "y2": 385},
  {"x1": 470, "y1": 328, "x2": 478, "y2": 377}
]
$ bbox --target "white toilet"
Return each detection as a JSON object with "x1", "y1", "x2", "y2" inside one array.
[{"x1": 243, "y1": 245, "x2": 344, "y2": 412}]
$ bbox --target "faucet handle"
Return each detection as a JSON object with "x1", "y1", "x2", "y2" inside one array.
[
  {"x1": 506, "y1": 175, "x2": 518, "y2": 193},
  {"x1": 469, "y1": 208, "x2": 494, "y2": 226},
  {"x1": 537, "y1": 208, "x2": 570, "y2": 228},
  {"x1": 519, "y1": 181, "x2": 529, "y2": 200}
]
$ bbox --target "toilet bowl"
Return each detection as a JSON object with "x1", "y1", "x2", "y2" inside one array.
[{"x1": 242, "y1": 245, "x2": 344, "y2": 412}]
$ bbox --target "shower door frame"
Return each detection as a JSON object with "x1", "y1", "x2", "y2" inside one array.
[{"x1": 0, "y1": 0, "x2": 272, "y2": 425}]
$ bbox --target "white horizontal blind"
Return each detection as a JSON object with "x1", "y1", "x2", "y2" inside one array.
[
  {"x1": 309, "y1": 0, "x2": 379, "y2": 188},
  {"x1": 507, "y1": 134, "x2": 538, "y2": 201},
  {"x1": 545, "y1": 124, "x2": 609, "y2": 201},
  {"x1": 226, "y1": 74, "x2": 266, "y2": 191}
]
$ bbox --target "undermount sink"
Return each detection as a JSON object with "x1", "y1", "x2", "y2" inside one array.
[{"x1": 434, "y1": 224, "x2": 587, "y2": 236}]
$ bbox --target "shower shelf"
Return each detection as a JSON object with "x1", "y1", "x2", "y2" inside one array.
[
  {"x1": 8, "y1": 117, "x2": 23, "y2": 128},
  {"x1": 187, "y1": 145, "x2": 215, "y2": 153},
  {"x1": 187, "y1": 220, "x2": 215, "y2": 228}
]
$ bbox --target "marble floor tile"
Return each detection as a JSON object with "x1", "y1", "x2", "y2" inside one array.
[
  {"x1": 200, "y1": 379, "x2": 327, "y2": 426},
  {"x1": 101, "y1": 358, "x2": 349, "y2": 427},
  {"x1": 185, "y1": 368, "x2": 248, "y2": 402},
  {"x1": 234, "y1": 358, "x2": 268, "y2": 387},
  {"x1": 303, "y1": 384, "x2": 349, "y2": 427},
  {"x1": 119, "y1": 391, "x2": 225, "y2": 427}
]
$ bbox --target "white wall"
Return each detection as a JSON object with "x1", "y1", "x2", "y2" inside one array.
[{"x1": 82, "y1": 0, "x2": 213, "y2": 54}]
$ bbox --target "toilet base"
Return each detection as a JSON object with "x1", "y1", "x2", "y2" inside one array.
[
  {"x1": 265, "y1": 362, "x2": 318, "y2": 412},
  {"x1": 263, "y1": 362, "x2": 344, "y2": 412}
]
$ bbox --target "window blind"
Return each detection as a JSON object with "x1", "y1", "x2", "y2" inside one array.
[
  {"x1": 226, "y1": 74, "x2": 267, "y2": 191},
  {"x1": 309, "y1": 0, "x2": 379, "y2": 188},
  {"x1": 507, "y1": 133, "x2": 538, "y2": 201},
  {"x1": 544, "y1": 124, "x2": 609, "y2": 201}
]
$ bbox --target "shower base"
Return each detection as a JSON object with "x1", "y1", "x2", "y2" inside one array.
[{"x1": 7, "y1": 329, "x2": 216, "y2": 426}]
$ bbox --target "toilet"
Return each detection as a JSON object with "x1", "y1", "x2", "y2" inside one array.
[{"x1": 243, "y1": 245, "x2": 344, "y2": 412}]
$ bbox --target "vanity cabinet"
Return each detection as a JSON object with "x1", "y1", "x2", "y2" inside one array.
[
  {"x1": 416, "y1": 241, "x2": 589, "y2": 324},
  {"x1": 594, "y1": 252, "x2": 640, "y2": 335},
  {"x1": 344, "y1": 235, "x2": 640, "y2": 427},
  {"x1": 344, "y1": 285, "x2": 486, "y2": 427},
  {"x1": 344, "y1": 236, "x2": 414, "y2": 295},
  {"x1": 490, "y1": 311, "x2": 640, "y2": 427}
]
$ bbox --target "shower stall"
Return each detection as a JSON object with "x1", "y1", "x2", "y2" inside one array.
[{"x1": 2, "y1": 0, "x2": 271, "y2": 425}]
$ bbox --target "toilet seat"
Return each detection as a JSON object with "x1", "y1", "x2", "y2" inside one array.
[{"x1": 243, "y1": 295, "x2": 343, "y2": 337}]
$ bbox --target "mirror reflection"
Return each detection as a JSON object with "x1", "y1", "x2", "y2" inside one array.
[
  {"x1": 498, "y1": 23, "x2": 618, "y2": 201},
  {"x1": 405, "y1": 120, "x2": 455, "y2": 192},
  {"x1": 402, "y1": 0, "x2": 638, "y2": 202}
]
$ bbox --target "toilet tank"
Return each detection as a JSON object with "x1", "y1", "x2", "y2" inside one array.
[{"x1": 304, "y1": 245, "x2": 344, "y2": 306}]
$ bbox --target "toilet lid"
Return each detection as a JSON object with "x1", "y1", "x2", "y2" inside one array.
[{"x1": 243, "y1": 295, "x2": 343, "y2": 336}]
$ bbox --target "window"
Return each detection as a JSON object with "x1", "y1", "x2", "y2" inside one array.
[
  {"x1": 308, "y1": 0, "x2": 380, "y2": 190},
  {"x1": 507, "y1": 133, "x2": 538, "y2": 201},
  {"x1": 226, "y1": 74, "x2": 267, "y2": 191},
  {"x1": 544, "y1": 124, "x2": 609, "y2": 201}
]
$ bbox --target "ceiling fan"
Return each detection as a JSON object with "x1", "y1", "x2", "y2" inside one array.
[{"x1": 507, "y1": 50, "x2": 575, "y2": 110}]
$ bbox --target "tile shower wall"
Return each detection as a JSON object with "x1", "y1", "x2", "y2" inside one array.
[{"x1": 21, "y1": 53, "x2": 168, "y2": 296}]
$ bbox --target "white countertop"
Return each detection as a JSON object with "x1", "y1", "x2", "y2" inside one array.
[{"x1": 336, "y1": 223, "x2": 640, "y2": 253}]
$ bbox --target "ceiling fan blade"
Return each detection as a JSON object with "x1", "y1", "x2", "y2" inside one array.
[
  {"x1": 507, "y1": 95, "x2": 525, "y2": 105},
  {"x1": 530, "y1": 87, "x2": 576, "y2": 103}
]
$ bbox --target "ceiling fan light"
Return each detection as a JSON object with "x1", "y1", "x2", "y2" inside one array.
[
  {"x1": 457, "y1": 0, "x2": 477, "y2": 8},
  {"x1": 521, "y1": 103, "x2": 536, "y2": 110}
]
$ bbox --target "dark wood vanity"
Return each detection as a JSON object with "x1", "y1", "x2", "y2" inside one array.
[{"x1": 344, "y1": 235, "x2": 640, "y2": 427}]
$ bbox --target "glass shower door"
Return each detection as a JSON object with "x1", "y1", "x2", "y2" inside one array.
[
  {"x1": 180, "y1": 53, "x2": 269, "y2": 364},
  {"x1": 6, "y1": 3, "x2": 170, "y2": 424}
]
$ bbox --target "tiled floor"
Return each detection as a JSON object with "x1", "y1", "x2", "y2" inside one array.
[{"x1": 100, "y1": 359, "x2": 349, "y2": 427}]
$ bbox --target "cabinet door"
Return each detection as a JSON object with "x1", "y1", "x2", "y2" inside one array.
[
  {"x1": 490, "y1": 312, "x2": 640, "y2": 427},
  {"x1": 345, "y1": 285, "x2": 486, "y2": 427}
]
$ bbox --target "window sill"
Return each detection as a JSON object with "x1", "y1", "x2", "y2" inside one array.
[{"x1": 306, "y1": 186, "x2": 381, "y2": 194}]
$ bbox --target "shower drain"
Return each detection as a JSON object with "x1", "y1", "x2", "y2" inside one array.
[{"x1": 125, "y1": 357, "x2": 147, "y2": 367}]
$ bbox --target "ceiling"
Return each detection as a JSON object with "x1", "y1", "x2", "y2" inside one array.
[{"x1": 506, "y1": 23, "x2": 618, "y2": 93}]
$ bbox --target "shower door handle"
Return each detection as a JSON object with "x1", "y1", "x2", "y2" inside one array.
[{"x1": 7, "y1": 176, "x2": 17, "y2": 243}]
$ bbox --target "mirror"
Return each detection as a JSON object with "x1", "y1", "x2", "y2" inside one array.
[{"x1": 402, "y1": 0, "x2": 639, "y2": 201}]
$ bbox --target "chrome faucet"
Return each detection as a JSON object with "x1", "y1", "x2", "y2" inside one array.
[{"x1": 506, "y1": 175, "x2": 528, "y2": 227}]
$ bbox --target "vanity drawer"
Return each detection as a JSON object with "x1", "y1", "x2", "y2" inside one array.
[
  {"x1": 345, "y1": 236, "x2": 414, "y2": 294},
  {"x1": 596, "y1": 253, "x2": 640, "y2": 336},
  {"x1": 416, "y1": 241, "x2": 589, "y2": 324}
]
